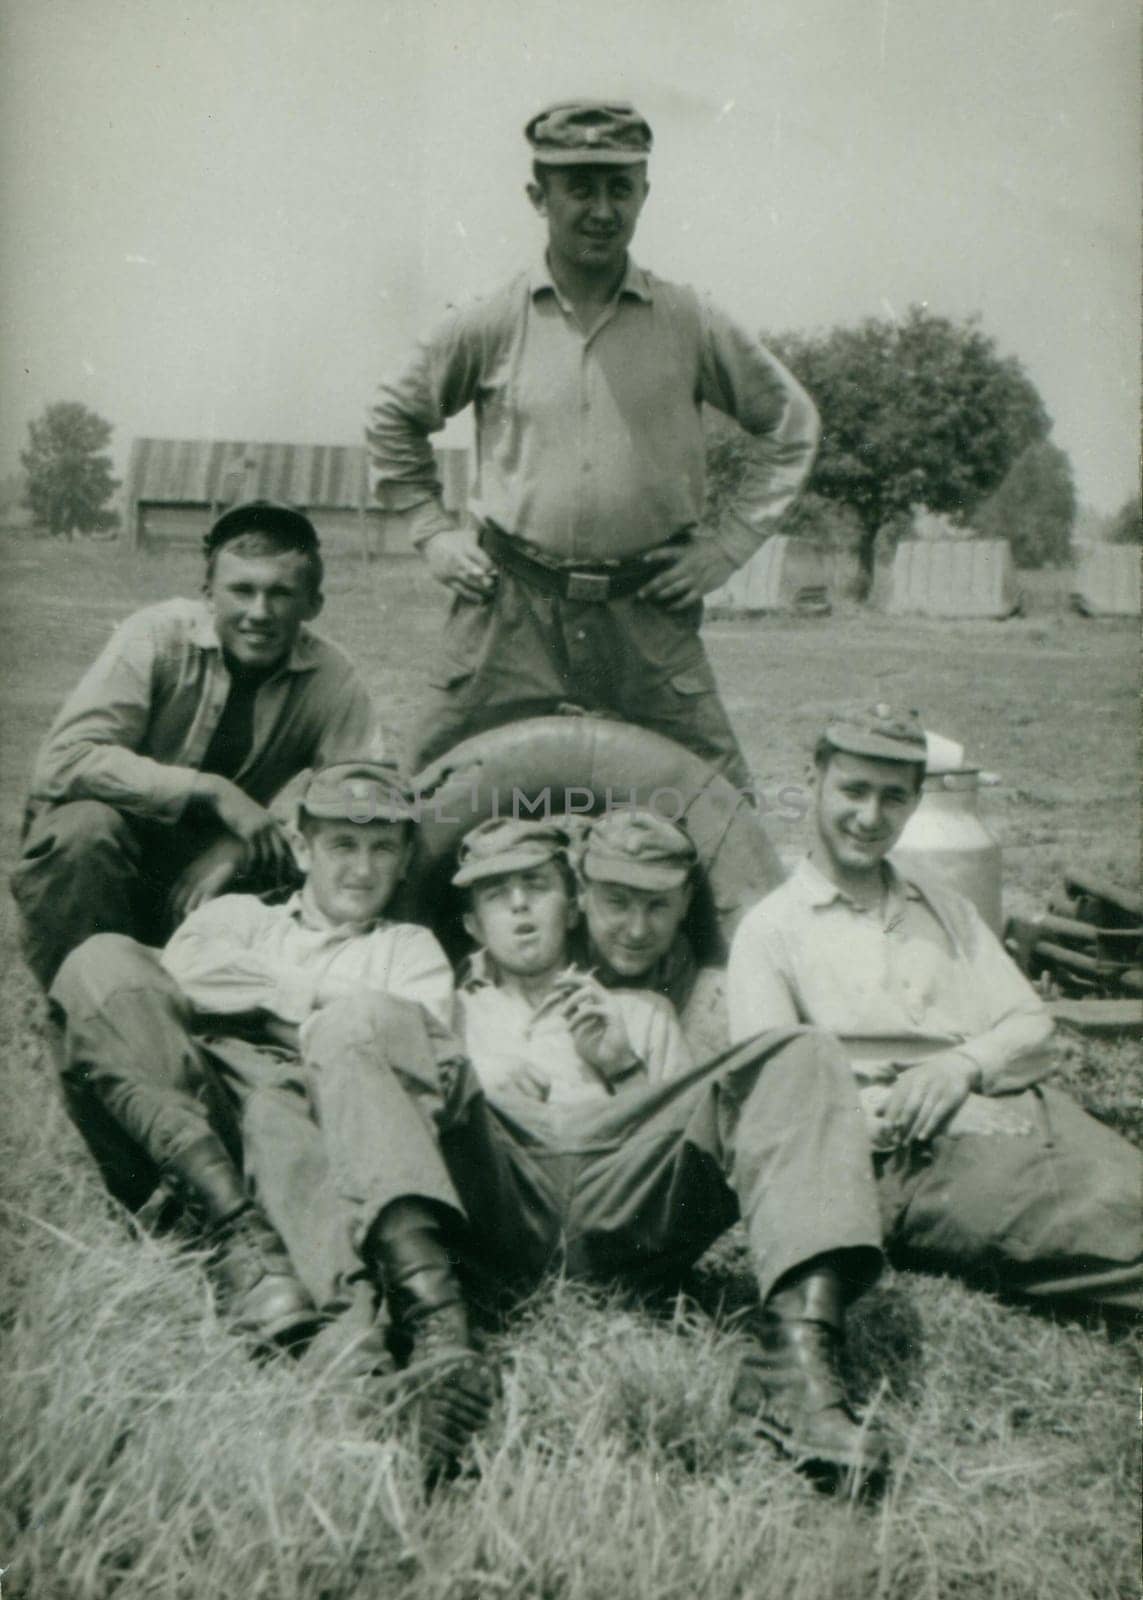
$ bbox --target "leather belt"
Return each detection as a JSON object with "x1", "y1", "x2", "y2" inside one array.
[{"x1": 480, "y1": 523, "x2": 676, "y2": 603}]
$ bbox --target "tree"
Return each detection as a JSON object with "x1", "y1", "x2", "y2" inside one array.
[
  {"x1": 21, "y1": 402, "x2": 119, "y2": 539},
  {"x1": 973, "y1": 441, "x2": 1076, "y2": 567},
  {"x1": 767, "y1": 308, "x2": 1052, "y2": 597},
  {"x1": 1105, "y1": 497, "x2": 1142, "y2": 545}
]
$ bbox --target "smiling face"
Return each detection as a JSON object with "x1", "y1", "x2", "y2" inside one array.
[
  {"x1": 206, "y1": 546, "x2": 321, "y2": 672},
  {"x1": 527, "y1": 163, "x2": 649, "y2": 280},
  {"x1": 577, "y1": 876, "x2": 692, "y2": 980},
  {"x1": 812, "y1": 750, "x2": 923, "y2": 880},
  {"x1": 294, "y1": 816, "x2": 411, "y2": 925},
  {"x1": 463, "y1": 860, "x2": 575, "y2": 980}
]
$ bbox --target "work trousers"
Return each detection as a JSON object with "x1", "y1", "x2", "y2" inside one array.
[
  {"x1": 13, "y1": 800, "x2": 250, "y2": 990},
  {"x1": 412, "y1": 569, "x2": 752, "y2": 789},
  {"x1": 876, "y1": 1086, "x2": 1143, "y2": 1312},
  {"x1": 242, "y1": 993, "x2": 883, "y2": 1312}
]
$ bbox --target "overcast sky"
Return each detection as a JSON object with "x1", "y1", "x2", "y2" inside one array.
[{"x1": 2, "y1": 0, "x2": 1138, "y2": 510}]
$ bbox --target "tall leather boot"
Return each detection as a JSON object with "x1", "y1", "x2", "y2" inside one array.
[
  {"x1": 731, "y1": 1260, "x2": 889, "y2": 1477},
  {"x1": 363, "y1": 1198, "x2": 496, "y2": 1481},
  {"x1": 165, "y1": 1135, "x2": 316, "y2": 1347}
]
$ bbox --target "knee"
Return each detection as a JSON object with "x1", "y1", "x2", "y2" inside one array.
[
  {"x1": 51, "y1": 933, "x2": 172, "y2": 1016},
  {"x1": 307, "y1": 989, "x2": 426, "y2": 1050},
  {"x1": 737, "y1": 1028, "x2": 857, "y2": 1103},
  {"x1": 28, "y1": 801, "x2": 135, "y2": 861}
]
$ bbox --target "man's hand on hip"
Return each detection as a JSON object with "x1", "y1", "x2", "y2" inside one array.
[
  {"x1": 422, "y1": 527, "x2": 498, "y2": 602},
  {"x1": 636, "y1": 539, "x2": 737, "y2": 609}
]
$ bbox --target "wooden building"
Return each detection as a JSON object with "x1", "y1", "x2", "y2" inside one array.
[{"x1": 122, "y1": 438, "x2": 470, "y2": 557}]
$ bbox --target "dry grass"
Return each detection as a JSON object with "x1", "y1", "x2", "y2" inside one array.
[{"x1": 0, "y1": 532, "x2": 1139, "y2": 1599}]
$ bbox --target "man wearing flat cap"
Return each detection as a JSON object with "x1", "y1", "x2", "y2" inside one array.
[
  {"x1": 368, "y1": 99, "x2": 819, "y2": 782},
  {"x1": 12, "y1": 500, "x2": 384, "y2": 988},
  {"x1": 47, "y1": 761, "x2": 467, "y2": 1386},
  {"x1": 727, "y1": 704, "x2": 1143, "y2": 1313}
]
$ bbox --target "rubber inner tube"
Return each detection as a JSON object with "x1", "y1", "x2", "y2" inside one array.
[{"x1": 394, "y1": 716, "x2": 785, "y2": 967}]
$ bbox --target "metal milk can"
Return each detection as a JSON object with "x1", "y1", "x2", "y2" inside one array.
[{"x1": 892, "y1": 740, "x2": 1004, "y2": 934}]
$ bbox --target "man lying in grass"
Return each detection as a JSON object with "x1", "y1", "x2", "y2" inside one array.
[
  {"x1": 47, "y1": 763, "x2": 458, "y2": 1395},
  {"x1": 276, "y1": 815, "x2": 896, "y2": 1485}
]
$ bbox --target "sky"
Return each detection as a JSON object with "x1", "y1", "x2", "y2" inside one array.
[{"x1": 1, "y1": 0, "x2": 1139, "y2": 510}]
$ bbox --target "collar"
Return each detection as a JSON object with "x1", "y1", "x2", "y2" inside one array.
[
  {"x1": 187, "y1": 600, "x2": 320, "y2": 675},
  {"x1": 529, "y1": 253, "x2": 652, "y2": 309},
  {"x1": 286, "y1": 886, "x2": 388, "y2": 937},
  {"x1": 792, "y1": 855, "x2": 958, "y2": 942}
]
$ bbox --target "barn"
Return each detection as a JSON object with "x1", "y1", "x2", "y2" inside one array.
[{"x1": 122, "y1": 438, "x2": 470, "y2": 557}]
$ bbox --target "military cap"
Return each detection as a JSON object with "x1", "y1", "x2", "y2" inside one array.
[
  {"x1": 204, "y1": 499, "x2": 320, "y2": 558},
  {"x1": 298, "y1": 761, "x2": 416, "y2": 824},
  {"x1": 525, "y1": 100, "x2": 653, "y2": 165},
  {"x1": 822, "y1": 703, "x2": 927, "y2": 764},
  {"x1": 580, "y1": 809, "x2": 696, "y2": 891},
  {"x1": 452, "y1": 818, "x2": 572, "y2": 887}
]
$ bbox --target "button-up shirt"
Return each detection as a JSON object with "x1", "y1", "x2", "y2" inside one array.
[
  {"x1": 27, "y1": 598, "x2": 383, "y2": 825},
  {"x1": 726, "y1": 857, "x2": 1054, "y2": 1095},
  {"x1": 368, "y1": 257, "x2": 819, "y2": 567},
  {"x1": 458, "y1": 954, "x2": 692, "y2": 1140},
  {"x1": 161, "y1": 887, "x2": 454, "y2": 1032}
]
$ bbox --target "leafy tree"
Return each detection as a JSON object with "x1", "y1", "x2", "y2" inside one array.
[
  {"x1": 973, "y1": 441, "x2": 1076, "y2": 568},
  {"x1": 767, "y1": 308, "x2": 1051, "y2": 597},
  {"x1": 1105, "y1": 497, "x2": 1142, "y2": 545},
  {"x1": 21, "y1": 402, "x2": 119, "y2": 539}
]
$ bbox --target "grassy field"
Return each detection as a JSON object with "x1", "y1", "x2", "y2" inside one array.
[{"x1": 0, "y1": 533, "x2": 1139, "y2": 1600}]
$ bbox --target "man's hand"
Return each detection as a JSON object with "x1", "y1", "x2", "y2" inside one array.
[
  {"x1": 636, "y1": 539, "x2": 737, "y2": 610},
  {"x1": 196, "y1": 776, "x2": 295, "y2": 881},
  {"x1": 422, "y1": 527, "x2": 498, "y2": 602},
  {"x1": 553, "y1": 972, "x2": 641, "y2": 1086},
  {"x1": 877, "y1": 1054, "x2": 978, "y2": 1146}
]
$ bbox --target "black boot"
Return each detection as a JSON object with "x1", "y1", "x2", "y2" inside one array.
[
  {"x1": 165, "y1": 1135, "x2": 316, "y2": 1347},
  {"x1": 732, "y1": 1262, "x2": 889, "y2": 1477},
  {"x1": 363, "y1": 1198, "x2": 496, "y2": 1480}
]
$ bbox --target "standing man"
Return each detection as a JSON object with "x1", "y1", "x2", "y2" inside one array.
[
  {"x1": 368, "y1": 100, "x2": 819, "y2": 782},
  {"x1": 726, "y1": 705, "x2": 1143, "y2": 1313},
  {"x1": 12, "y1": 501, "x2": 384, "y2": 988}
]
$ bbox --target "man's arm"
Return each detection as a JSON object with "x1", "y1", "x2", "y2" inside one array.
[
  {"x1": 30, "y1": 610, "x2": 211, "y2": 824},
  {"x1": 637, "y1": 301, "x2": 820, "y2": 608},
  {"x1": 726, "y1": 909, "x2": 805, "y2": 1041},
  {"x1": 161, "y1": 897, "x2": 325, "y2": 1024},
  {"x1": 366, "y1": 303, "x2": 498, "y2": 601},
  {"x1": 384, "y1": 925, "x2": 457, "y2": 1034}
]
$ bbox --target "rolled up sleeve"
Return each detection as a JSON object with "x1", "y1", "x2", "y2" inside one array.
[{"x1": 698, "y1": 300, "x2": 820, "y2": 568}]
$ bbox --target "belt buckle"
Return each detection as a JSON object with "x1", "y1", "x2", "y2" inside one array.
[{"x1": 566, "y1": 571, "x2": 611, "y2": 603}]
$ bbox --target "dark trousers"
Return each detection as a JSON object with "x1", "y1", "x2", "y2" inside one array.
[
  {"x1": 412, "y1": 571, "x2": 753, "y2": 788},
  {"x1": 877, "y1": 1086, "x2": 1143, "y2": 1311},
  {"x1": 13, "y1": 800, "x2": 249, "y2": 989}
]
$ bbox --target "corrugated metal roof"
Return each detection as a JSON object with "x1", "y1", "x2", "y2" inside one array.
[{"x1": 126, "y1": 438, "x2": 370, "y2": 509}]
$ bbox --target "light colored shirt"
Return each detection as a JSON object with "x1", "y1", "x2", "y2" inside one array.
[
  {"x1": 458, "y1": 957, "x2": 692, "y2": 1137},
  {"x1": 161, "y1": 888, "x2": 454, "y2": 1033},
  {"x1": 28, "y1": 598, "x2": 383, "y2": 825},
  {"x1": 367, "y1": 258, "x2": 819, "y2": 567},
  {"x1": 726, "y1": 856, "x2": 1054, "y2": 1096}
]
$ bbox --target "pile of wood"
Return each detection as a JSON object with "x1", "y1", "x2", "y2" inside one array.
[{"x1": 1005, "y1": 872, "x2": 1142, "y2": 999}]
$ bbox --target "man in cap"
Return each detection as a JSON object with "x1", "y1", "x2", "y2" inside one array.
[
  {"x1": 48, "y1": 761, "x2": 455, "y2": 1372},
  {"x1": 12, "y1": 499, "x2": 384, "y2": 989},
  {"x1": 573, "y1": 808, "x2": 730, "y2": 1058},
  {"x1": 368, "y1": 100, "x2": 819, "y2": 782},
  {"x1": 727, "y1": 704, "x2": 1143, "y2": 1313},
  {"x1": 302, "y1": 815, "x2": 895, "y2": 1480}
]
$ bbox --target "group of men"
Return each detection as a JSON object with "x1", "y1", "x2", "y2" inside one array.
[{"x1": 11, "y1": 100, "x2": 1141, "y2": 1490}]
